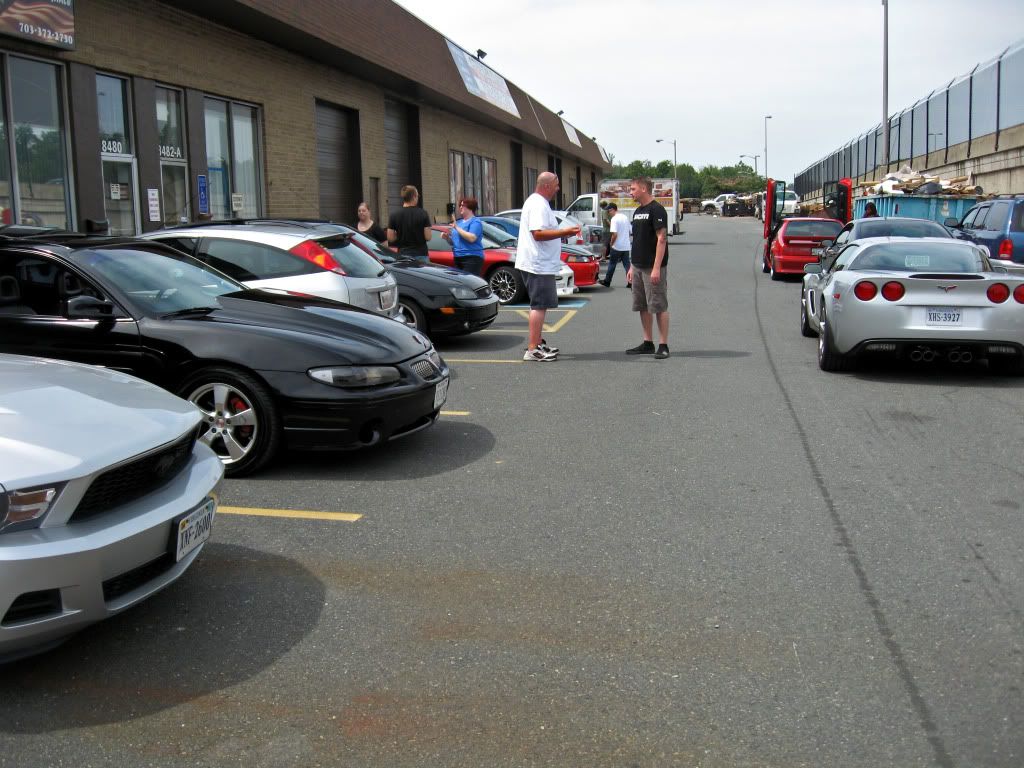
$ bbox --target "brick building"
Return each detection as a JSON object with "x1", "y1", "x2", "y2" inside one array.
[{"x1": 0, "y1": 0, "x2": 609, "y2": 235}]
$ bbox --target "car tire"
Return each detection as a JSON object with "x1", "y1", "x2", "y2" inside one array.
[
  {"x1": 396, "y1": 298, "x2": 428, "y2": 334},
  {"x1": 770, "y1": 258, "x2": 782, "y2": 281},
  {"x1": 488, "y1": 265, "x2": 526, "y2": 305},
  {"x1": 179, "y1": 366, "x2": 281, "y2": 477},
  {"x1": 761, "y1": 254, "x2": 770, "y2": 273},
  {"x1": 703, "y1": 205, "x2": 716, "y2": 215},
  {"x1": 799, "y1": 291, "x2": 817, "y2": 337},
  {"x1": 817, "y1": 315, "x2": 851, "y2": 373}
]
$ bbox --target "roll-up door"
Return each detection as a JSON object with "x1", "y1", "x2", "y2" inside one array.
[
  {"x1": 385, "y1": 99, "x2": 419, "y2": 212},
  {"x1": 316, "y1": 101, "x2": 361, "y2": 222}
]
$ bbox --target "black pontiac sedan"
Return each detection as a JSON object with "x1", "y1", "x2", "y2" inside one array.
[{"x1": 0, "y1": 237, "x2": 449, "y2": 476}]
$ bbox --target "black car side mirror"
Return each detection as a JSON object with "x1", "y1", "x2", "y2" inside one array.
[
  {"x1": 66, "y1": 295, "x2": 115, "y2": 319},
  {"x1": 804, "y1": 263, "x2": 822, "y2": 274},
  {"x1": 944, "y1": 217, "x2": 961, "y2": 228},
  {"x1": 820, "y1": 239, "x2": 834, "y2": 249}
]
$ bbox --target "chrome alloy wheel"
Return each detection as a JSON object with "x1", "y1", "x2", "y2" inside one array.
[
  {"x1": 188, "y1": 382, "x2": 259, "y2": 465},
  {"x1": 490, "y1": 269, "x2": 518, "y2": 304}
]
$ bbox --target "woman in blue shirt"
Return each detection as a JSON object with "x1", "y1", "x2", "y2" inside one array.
[{"x1": 447, "y1": 196, "x2": 485, "y2": 276}]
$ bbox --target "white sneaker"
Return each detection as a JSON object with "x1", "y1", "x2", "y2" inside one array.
[
  {"x1": 523, "y1": 347, "x2": 557, "y2": 361},
  {"x1": 538, "y1": 339, "x2": 559, "y2": 354}
]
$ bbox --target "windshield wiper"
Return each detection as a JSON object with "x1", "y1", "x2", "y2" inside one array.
[{"x1": 161, "y1": 306, "x2": 216, "y2": 319}]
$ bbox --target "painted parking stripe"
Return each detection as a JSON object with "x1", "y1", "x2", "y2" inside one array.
[
  {"x1": 444, "y1": 358, "x2": 523, "y2": 364},
  {"x1": 512, "y1": 308, "x2": 577, "y2": 333},
  {"x1": 218, "y1": 506, "x2": 362, "y2": 522},
  {"x1": 440, "y1": 410, "x2": 471, "y2": 416},
  {"x1": 501, "y1": 299, "x2": 589, "y2": 309}
]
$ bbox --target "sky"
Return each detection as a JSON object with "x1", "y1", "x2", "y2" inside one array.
[{"x1": 394, "y1": 0, "x2": 1024, "y2": 182}]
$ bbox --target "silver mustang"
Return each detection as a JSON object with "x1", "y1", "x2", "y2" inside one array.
[
  {"x1": 0, "y1": 355, "x2": 223, "y2": 661},
  {"x1": 800, "y1": 237, "x2": 1024, "y2": 373}
]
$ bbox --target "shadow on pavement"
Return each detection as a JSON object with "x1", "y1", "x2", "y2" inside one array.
[
  {"x1": 0, "y1": 543, "x2": 323, "y2": 732},
  {"x1": 262, "y1": 420, "x2": 496, "y2": 481}
]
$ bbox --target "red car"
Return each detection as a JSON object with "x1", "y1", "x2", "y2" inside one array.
[
  {"x1": 427, "y1": 226, "x2": 525, "y2": 304},
  {"x1": 764, "y1": 217, "x2": 843, "y2": 280},
  {"x1": 560, "y1": 243, "x2": 600, "y2": 287}
]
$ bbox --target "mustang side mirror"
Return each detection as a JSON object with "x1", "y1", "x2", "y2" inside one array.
[
  {"x1": 819, "y1": 239, "x2": 834, "y2": 249},
  {"x1": 804, "y1": 263, "x2": 822, "y2": 274},
  {"x1": 66, "y1": 295, "x2": 115, "y2": 319},
  {"x1": 943, "y1": 217, "x2": 960, "y2": 228}
]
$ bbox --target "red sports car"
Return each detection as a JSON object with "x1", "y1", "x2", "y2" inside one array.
[
  {"x1": 764, "y1": 217, "x2": 843, "y2": 280},
  {"x1": 427, "y1": 226, "x2": 525, "y2": 304}
]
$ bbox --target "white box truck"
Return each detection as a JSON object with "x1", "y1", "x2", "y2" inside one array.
[{"x1": 565, "y1": 179, "x2": 681, "y2": 234}]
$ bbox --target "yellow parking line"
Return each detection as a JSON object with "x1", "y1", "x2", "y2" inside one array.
[
  {"x1": 444, "y1": 358, "x2": 524, "y2": 364},
  {"x1": 510, "y1": 308, "x2": 576, "y2": 332},
  {"x1": 440, "y1": 410, "x2": 471, "y2": 416},
  {"x1": 218, "y1": 506, "x2": 362, "y2": 522}
]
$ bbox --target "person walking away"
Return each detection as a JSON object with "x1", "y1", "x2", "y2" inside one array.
[
  {"x1": 600, "y1": 203, "x2": 631, "y2": 287},
  {"x1": 445, "y1": 197, "x2": 484, "y2": 276},
  {"x1": 516, "y1": 172, "x2": 580, "y2": 361},
  {"x1": 625, "y1": 177, "x2": 670, "y2": 359},
  {"x1": 599, "y1": 201, "x2": 612, "y2": 263},
  {"x1": 387, "y1": 185, "x2": 432, "y2": 261},
  {"x1": 356, "y1": 202, "x2": 387, "y2": 242}
]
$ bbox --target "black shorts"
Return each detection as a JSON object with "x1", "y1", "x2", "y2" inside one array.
[{"x1": 523, "y1": 271, "x2": 558, "y2": 309}]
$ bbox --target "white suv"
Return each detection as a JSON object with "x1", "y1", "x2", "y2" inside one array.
[{"x1": 701, "y1": 194, "x2": 735, "y2": 215}]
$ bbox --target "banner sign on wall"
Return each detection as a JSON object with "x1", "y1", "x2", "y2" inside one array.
[
  {"x1": 447, "y1": 41, "x2": 520, "y2": 119},
  {"x1": 0, "y1": 0, "x2": 75, "y2": 50}
]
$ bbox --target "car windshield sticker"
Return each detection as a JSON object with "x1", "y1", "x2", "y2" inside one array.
[{"x1": 905, "y1": 254, "x2": 931, "y2": 268}]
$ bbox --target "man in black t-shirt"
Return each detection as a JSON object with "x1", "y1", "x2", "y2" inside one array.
[
  {"x1": 626, "y1": 177, "x2": 670, "y2": 359},
  {"x1": 387, "y1": 185, "x2": 433, "y2": 261}
]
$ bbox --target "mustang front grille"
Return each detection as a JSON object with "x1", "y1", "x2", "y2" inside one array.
[{"x1": 70, "y1": 428, "x2": 199, "y2": 523}]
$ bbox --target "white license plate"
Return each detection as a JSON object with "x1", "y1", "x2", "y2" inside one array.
[
  {"x1": 433, "y1": 377, "x2": 449, "y2": 409},
  {"x1": 175, "y1": 498, "x2": 216, "y2": 562},
  {"x1": 926, "y1": 306, "x2": 962, "y2": 325}
]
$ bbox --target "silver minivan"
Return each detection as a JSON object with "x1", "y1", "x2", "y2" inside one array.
[{"x1": 143, "y1": 221, "x2": 399, "y2": 318}]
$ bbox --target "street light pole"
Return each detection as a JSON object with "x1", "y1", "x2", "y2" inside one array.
[
  {"x1": 740, "y1": 154, "x2": 760, "y2": 175},
  {"x1": 882, "y1": 0, "x2": 889, "y2": 167},
  {"x1": 763, "y1": 115, "x2": 772, "y2": 179}
]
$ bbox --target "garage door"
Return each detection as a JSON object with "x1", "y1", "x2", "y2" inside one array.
[
  {"x1": 385, "y1": 99, "x2": 411, "y2": 213},
  {"x1": 316, "y1": 101, "x2": 361, "y2": 222}
]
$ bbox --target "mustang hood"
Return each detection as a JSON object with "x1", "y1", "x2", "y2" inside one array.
[{"x1": 0, "y1": 355, "x2": 201, "y2": 489}]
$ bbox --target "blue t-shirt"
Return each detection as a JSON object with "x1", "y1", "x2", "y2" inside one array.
[{"x1": 451, "y1": 216, "x2": 484, "y2": 258}]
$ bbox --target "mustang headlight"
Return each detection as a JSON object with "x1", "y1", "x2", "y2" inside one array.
[
  {"x1": 0, "y1": 484, "x2": 63, "y2": 533},
  {"x1": 309, "y1": 365, "x2": 401, "y2": 388},
  {"x1": 449, "y1": 286, "x2": 477, "y2": 300}
]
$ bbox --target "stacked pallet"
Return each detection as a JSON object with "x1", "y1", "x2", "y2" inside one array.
[{"x1": 856, "y1": 171, "x2": 983, "y2": 197}]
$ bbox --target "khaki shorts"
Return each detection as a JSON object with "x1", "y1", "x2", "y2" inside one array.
[{"x1": 631, "y1": 265, "x2": 669, "y2": 313}]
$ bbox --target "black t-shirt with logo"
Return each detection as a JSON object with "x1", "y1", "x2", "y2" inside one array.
[
  {"x1": 388, "y1": 206, "x2": 432, "y2": 254},
  {"x1": 630, "y1": 200, "x2": 668, "y2": 268}
]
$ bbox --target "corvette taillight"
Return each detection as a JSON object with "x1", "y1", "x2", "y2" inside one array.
[
  {"x1": 853, "y1": 281, "x2": 878, "y2": 301},
  {"x1": 987, "y1": 283, "x2": 1010, "y2": 303},
  {"x1": 289, "y1": 240, "x2": 346, "y2": 274},
  {"x1": 881, "y1": 281, "x2": 905, "y2": 301},
  {"x1": 997, "y1": 239, "x2": 1013, "y2": 259},
  {"x1": 1014, "y1": 284, "x2": 1024, "y2": 304}
]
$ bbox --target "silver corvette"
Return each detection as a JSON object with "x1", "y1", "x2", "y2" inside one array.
[{"x1": 800, "y1": 237, "x2": 1024, "y2": 373}]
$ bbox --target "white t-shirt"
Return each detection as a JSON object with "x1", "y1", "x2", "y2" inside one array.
[
  {"x1": 515, "y1": 192, "x2": 561, "y2": 274},
  {"x1": 609, "y1": 212, "x2": 631, "y2": 251}
]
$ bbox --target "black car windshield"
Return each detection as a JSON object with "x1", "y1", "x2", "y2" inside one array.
[
  {"x1": 784, "y1": 221, "x2": 842, "y2": 237},
  {"x1": 850, "y1": 242, "x2": 988, "y2": 272},
  {"x1": 347, "y1": 229, "x2": 397, "y2": 264},
  {"x1": 857, "y1": 220, "x2": 952, "y2": 238},
  {"x1": 316, "y1": 236, "x2": 386, "y2": 277},
  {"x1": 74, "y1": 246, "x2": 244, "y2": 314}
]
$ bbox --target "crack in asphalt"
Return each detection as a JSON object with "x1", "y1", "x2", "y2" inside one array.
[{"x1": 749, "y1": 240, "x2": 956, "y2": 768}]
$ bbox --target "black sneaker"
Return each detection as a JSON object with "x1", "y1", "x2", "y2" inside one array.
[
  {"x1": 654, "y1": 344, "x2": 670, "y2": 359},
  {"x1": 599, "y1": 280, "x2": 610, "y2": 287},
  {"x1": 626, "y1": 341, "x2": 655, "y2": 355}
]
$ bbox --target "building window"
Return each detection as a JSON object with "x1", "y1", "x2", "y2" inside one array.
[
  {"x1": 97, "y1": 73, "x2": 137, "y2": 235},
  {"x1": 449, "y1": 149, "x2": 496, "y2": 214},
  {"x1": 204, "y1": 97, "x2": 262, "y2": 219},
  {"x1": 156, "y1": 86, "x2": 189, "y2": 225},
  {"x1": 525, "y1": 167, "x2": 538, "y2": 196},
  {"x1": 0, "y1": 55, "x2": 70, "y2": 229}
]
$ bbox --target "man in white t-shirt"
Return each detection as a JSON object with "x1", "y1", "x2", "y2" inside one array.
[
  {"x1": 515, "y1": 172, "x2": 580, "y2": 361},
  {"x1": 600, "y1": 202, "x2": 632, "y2": 287}
]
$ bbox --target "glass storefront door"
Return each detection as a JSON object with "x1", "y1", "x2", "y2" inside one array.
[{"x1": 101, "y1": 159, "x2": 138, "y2": 235}]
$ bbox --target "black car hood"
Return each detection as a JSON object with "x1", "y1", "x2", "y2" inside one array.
[
  {"x1": 389, "y1": 259, "x2": 488, "y2": 289},
  {"x1": 162, "y1": 289, "x2": 433, "y2": 366}
]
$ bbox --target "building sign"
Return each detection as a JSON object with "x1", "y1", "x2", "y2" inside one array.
[
  {"x1": 562, "y1": 119, "x2": 581, "y2": 148},
  {"x1": 197, "y1": 174, "x2": 209, "y2": 215},
  {"x1": 446, "y1": 41, "x2": 520, "y2": 119},
  {"x1": 147, "y1": 188, "x2": 160, "y2": 222},
  {"x1": 0, "y1": 0, "x2": 75, "y2": 50}
]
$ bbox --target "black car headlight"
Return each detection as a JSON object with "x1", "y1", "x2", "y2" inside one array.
[
  {"x1": 449, "y1": 286, "x2": 477, "y2": 300},
  {"x1": 0, "y1": 484, "x2": 63, "y2": 533},
  {"x1": 308, "y1": 365, "x2": 401, "y2": 388}
]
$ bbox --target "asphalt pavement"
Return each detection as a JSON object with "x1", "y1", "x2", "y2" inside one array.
[{"x1": 2, "y1": 215, "x2": 1022, "y2": 768}]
